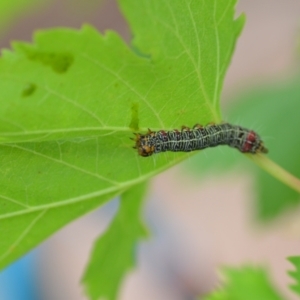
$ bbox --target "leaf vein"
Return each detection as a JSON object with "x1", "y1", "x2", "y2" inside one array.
[
  {"x1": 0, "y1": 209, "x2": 48, "y2": 262},
  {"x1": 3, "y1": 144, "x2": 119, "y2": 186}
]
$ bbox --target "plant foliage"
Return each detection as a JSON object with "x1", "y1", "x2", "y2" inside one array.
[
  {"x1": 288, "y1": 256, "x2": 300, "y2": 296},
  {"x1": 2, "y1": 0, "x2": 299, "y2": 300},
  {"x1": 82, "y1": 183, "x2": 148, "y2": 300},
  {"x1": 203, "y1": 266, "x2": 283, "y2": 300},
  {"x1": 0, "y1": 0, "x2": 243, "y2": 276},
  {"x1": 186, "y1": 76, "x2": 300, "y2": 219}
]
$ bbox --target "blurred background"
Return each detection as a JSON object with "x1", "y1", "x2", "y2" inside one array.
[{"x1": 0, "y1": 0, "x2": 300, "y2": 299}]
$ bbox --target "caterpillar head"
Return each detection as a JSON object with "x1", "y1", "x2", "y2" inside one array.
[{"x1": 133, "y1": 132, "x2": 155, "y2": 157}]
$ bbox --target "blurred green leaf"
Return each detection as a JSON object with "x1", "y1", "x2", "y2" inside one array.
[
  {"x1": 0, "y1": 0, "x2": 244, "y2": 269},
  {"x1": 186, "y1": 77, "x2": 300, "y2": 219},
  {"x1": 288, "y1": 256, "x2": 300, "y2": 296},
  {"x1": 203, "y1": 266, "x2": 283, "y2": 300},
  {"x1": 0, "y1": 0, "x2": 47, "y2": 36},
  {"x1": 82, "y1": 183, "x2": 148, "y2": 300}
]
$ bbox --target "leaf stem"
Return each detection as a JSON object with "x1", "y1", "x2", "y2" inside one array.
[{"x1": 248, "y1": 154, "x2": 300, "y2": 193}]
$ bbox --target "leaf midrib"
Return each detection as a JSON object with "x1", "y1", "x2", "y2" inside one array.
[{"x1": 0, "y1": 153, "x2": 189, "y2": 220}]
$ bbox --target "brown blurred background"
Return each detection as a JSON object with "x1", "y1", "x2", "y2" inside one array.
[{"x1": 1, "y1": 0, "x2": 300, "y2": 299}]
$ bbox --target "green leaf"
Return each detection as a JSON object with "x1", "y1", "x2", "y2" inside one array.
[
  {"x1": 224, "y1": 77, "x2": 300, "y2": 219},
  {"x1": 119, "y1": 0, "x2": 245, "y2": 124},
  {"x1": 82, "y1": 183, "x2": 148, "y2": 300},
  {"x1": 288, "y1": 256, "x2": 300, "y2": 296},
  {"x1": 203, "y1": 266, "x2": 283, "y2": 300},
  {"x1": 186, "y1": 76, "x2": 300, "y2": 220},
  {"x1": 0, "y1": 0, "x2": 244, "y2": 269}
]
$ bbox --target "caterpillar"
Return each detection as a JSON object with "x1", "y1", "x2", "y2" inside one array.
[{"x1": 133, "y1": 123, "x2": 268, "y2": 157}]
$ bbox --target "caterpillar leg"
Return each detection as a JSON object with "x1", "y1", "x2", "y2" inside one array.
[
  {"x1": 193, "y1": 124, "x2": 203, "y2": 129},
  {"x1": 206, "y1": 122, "x2": 215, "y2": 126},
  {"x1": 181, "y1": 125, "x2": 190, "y2": 131}
]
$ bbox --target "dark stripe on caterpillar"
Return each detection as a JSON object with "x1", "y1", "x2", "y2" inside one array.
[{"x1": 133, "y1": 123, "x2": 268, "y2": 157}]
